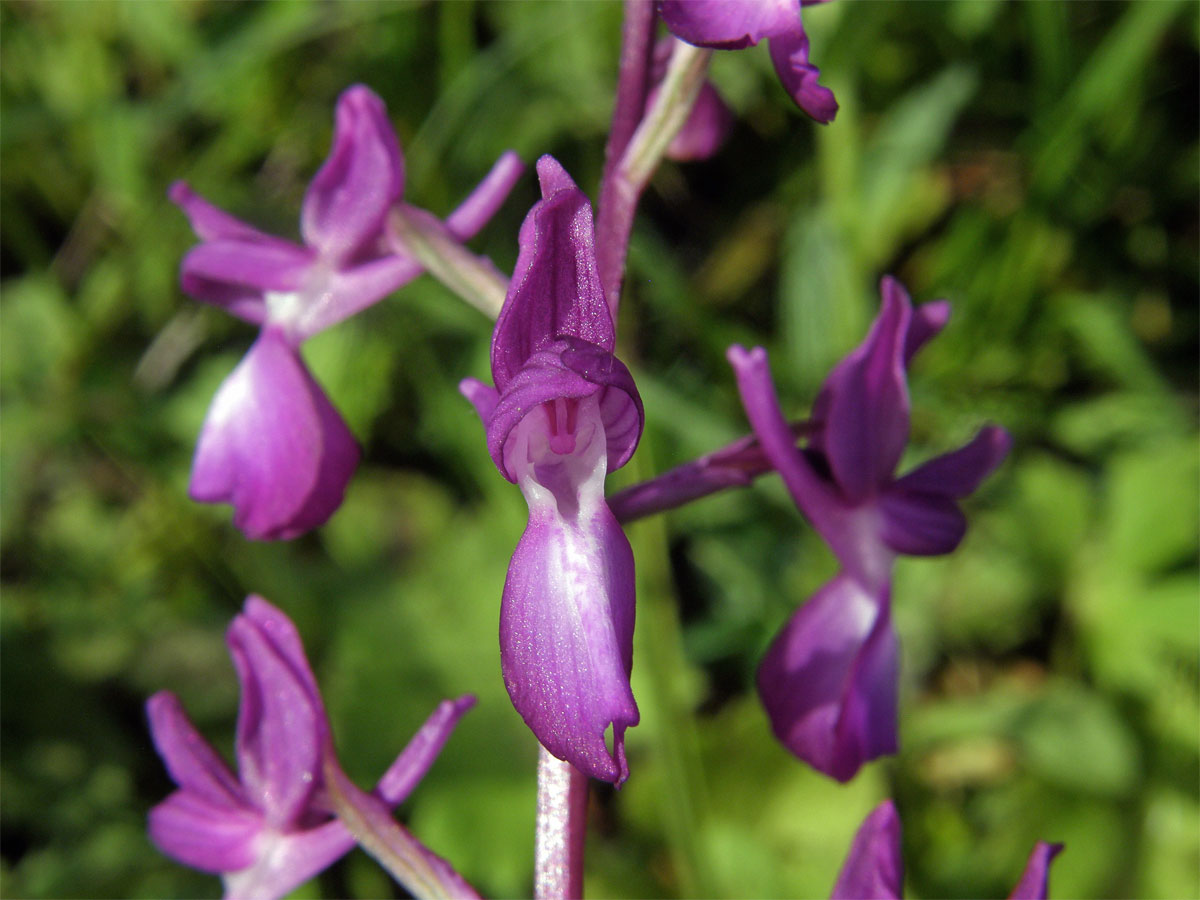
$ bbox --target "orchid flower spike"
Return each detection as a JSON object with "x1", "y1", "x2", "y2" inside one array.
[
  {"x1": 147, "y1": 595, "x2": 474, "y2": 900},
  {"x1": 728, "y1": 276, "x2": 1011, "y2": 781},
  {"x1": 658, "y1": 0, "x2": 838, "y2": 123},
  {"x1": 172, "y1": 84, "x2": 523, "y2": 539},
  {"x1": 831, "y1": 800, "x2": 1064, "y2": 900},
  {"x1": 461, "y1": 156, "x2": 644, "y2": 786}
]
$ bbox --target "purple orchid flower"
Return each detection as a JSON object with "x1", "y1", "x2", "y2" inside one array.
[
  {"x1": 147, "y1": 595, "x2": 474, "y2": 900},
  {"x1": 657, "y1": 0, "x2": 838, "y2": 123},
  {"x1": 728, "y1": 276, "x2": 1011, "y2": 781},
  {"x1": 831, "y1": 800, "x2": 1063, "y2": 900},
  {"x1": 173, "y1": 84, "x2": 522, "y2": 540},
  {"x1": 461, "y1": 156, "x2": 644, "y2": 786}
]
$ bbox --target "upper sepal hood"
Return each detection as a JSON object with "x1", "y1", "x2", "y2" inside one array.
[
  {"x1": 491, "y1": 156, "x2": 615, "y2": 390},
  {"x1": 482, "y1": 156, "x2": 644, "y2": 482}
]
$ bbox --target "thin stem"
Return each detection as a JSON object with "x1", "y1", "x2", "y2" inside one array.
[
  {"x1": 322, "y1": 747, "x2": 479, "y2": 900},
  {"x1": 596, "y1": 0, "x2": 656, "y2": 311},
  {"x1": 596, "y1": 38, "x2": 713, "y2": 321},
  {"x1": 388, "y1": 205, "x2": 510, "y2": 319},
  {"x1": 620, "y1": 42, "x2": 713, "y2": 189},
  {"x1": 534, "y1": 747, "x2": 588, "y2": 900}
]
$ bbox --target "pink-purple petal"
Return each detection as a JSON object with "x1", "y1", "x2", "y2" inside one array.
[
  {"x1": 821, "y1": 277, "x2": 912, "y2": 502},
  {"x1": 178, "y1": 240, "x2": 312, "y2": 308},
  {"x1": 756, "y1": 574, "x2": 898, "y2": 782},
  {"x1": 148, "y1": 790, "x2": 262, "y2": 875},
  {"x1": 376, "y1": 696, "x2": 477, "y2": 806},
  {"x1": 658, "y1": 0, "x2": 801, "y2": 49},
  {"x1": 300, "y1": 85, "x2": 404, "y2": 264},
  {"x1": 170, "y1": 181, "x2": 283, "y2": 245},
  {"x1": 727, "y1": 344, "x2": 847, "y2": 548},
  {"x1": 460, "y1": 377, "x2": 500, "y2": 426},
  {"x1": 892, "y1": 425, "x2": 1013, "y2": 498},
  {"x1": 904, "y1": 299, "x2": 951, "y2": 363},
  {"x1": 227, "y1": 610, "x2": 324, "y2": 830},
  {"x1": 444, "y1": 150, "x2": 527, "y2": 238},
  {"x1": 491, "y1": 156, "x2": 613, "y2": 392},
  {"x1": 501, "y1": 502, "x2": 639, "y2": 785},
  {"x1": 877, "y1": 489, "x2": 968, "y2": 557},
  {"x1": 768, "y1": 30, "x2": 839, "y2": 123},
  {"x1": 500, "y1": 401, "x2": 638, "y2": 785},
  {"x1": 292, "y1": 254, "x2": 423, "y2": 340},
  {"x1": 240, "y1": 596, "x2": 323, "y2": 705},
  {"x1": 188, "y1": 329, "x2": 359, "y2": 541},
  {"x1": 221, "y1": 819, "x2": 354, "y2": 900},
  {"x1": 830, "y1": 800, "x2": 904, "y2": 900},
  {"x1": 1008, "y1": 842, "x2": 1064, "y2": 900},
  {"x1": 146, "y1": 692, "x2": 248, "y2": 809}
]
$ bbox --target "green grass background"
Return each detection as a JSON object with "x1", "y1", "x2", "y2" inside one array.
[{"x1": 1, "y1": 2, "x2": 1197, "y2": 897}]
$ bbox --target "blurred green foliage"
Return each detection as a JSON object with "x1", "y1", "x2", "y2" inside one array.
[{"x1": 1, "y1": 1, "x2": 1197, "y2": 898}]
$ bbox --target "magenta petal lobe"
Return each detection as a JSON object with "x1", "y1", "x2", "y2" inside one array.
[
  {"x1": 170, "y1": 181, "x2": 280, "y2": 245},
  {"x1": 893, "y1": 425, "x2": 1012, "y2": 498},
  {"x1": 658, "y1": 0, "x2": 801, "y2": 48},
  {"x1": 301, "y1": 85, "x2": 404, "y2": 263},
  {"x1": 768, "y1": 31, "x2": 839, "y2": 123},
  {"x1": 831, "y1": 800, "x2": 905, "y2": 900},
  {"x1": 821, "y1": 278, "x2": 912, "y2": 502},
  {"x1": 148, "y1": 791, "x2": 262, "y2": 875},
  {"x1": 756, "y1": 574, "x2": 898, "y2": 782},
  {"x1": 146, "y1": 692, "x2": 247, "y2": 810},
  {"x1": 1008, "y1": 842, "x2": 1064, "y2": 900},
  {"x1": 188, "y1": 329, "x2": 359, "y2": 541},
  {"x1": 499, "y1": 397, "x2": 639, "y2": 785},
  {"x1": 878, "y1": 489, "x2": 968, "y2": 556},
  {"x1": 227, "y1": 613, "x2": 324, "y2": 829},
  {"x1": 501, "y1": 505, "x2": 639, "y2": 785}
]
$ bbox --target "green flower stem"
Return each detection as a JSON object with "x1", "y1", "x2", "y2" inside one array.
[
  {"x1": 322, "y1": 746, "x2": 479, "y2": 899},
  {"x1": 619, "y1": 41, "x2": 713, "y2": 190},
  {"x1": 388, "y1": 205, "x2": 509, "y2": 319},
  {"x1": 598, "y1": 40, "x2": 713, "y2": 318}
]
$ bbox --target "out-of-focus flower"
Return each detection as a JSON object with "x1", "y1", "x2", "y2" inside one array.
[
  {"x1": 461, "y1": 156, "x2": 644, "y2": 786},
  {"x1": 658, "y1": 0, "x2": 838, "y2": 123},
  {"x1": 728, "y1": 276, "x2": 1011, "y2": 780},
  {"x1": 831, "y1": 800, "x2": 1063, "y2": 900},
  {"x1": 147, "y1": 595, "x2": 473, "y2": 900},
  {"x1": 172, "y1": 85, "x2": 522, "y2": 539}
]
